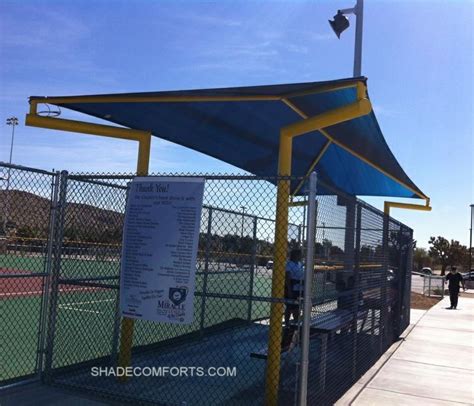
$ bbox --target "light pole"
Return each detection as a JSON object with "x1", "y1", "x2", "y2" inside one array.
[
  {"x1": 3, "y1": 117, "x2": 19, "y2": 235},
  {"x1": 328, "y1": 0, "x2": 364, "y2": 77},
  {"x1": 470, "y1": 204, "x2": 473, "y2": 272},
  {"x1": 240, "y1": 206, "x2": 246, "y2": 238},
  {"x1": 6, "y1": 117, "x2": 18, "y2": 167}
]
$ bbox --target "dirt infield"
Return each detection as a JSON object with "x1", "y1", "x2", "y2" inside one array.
[{"x1": 0, "y1": 269, "x2": 98, "y2": 298}]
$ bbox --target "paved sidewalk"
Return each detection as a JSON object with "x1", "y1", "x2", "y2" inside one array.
[{"x1": 337, "y1": 295, "x2": 474, "y2": 405}]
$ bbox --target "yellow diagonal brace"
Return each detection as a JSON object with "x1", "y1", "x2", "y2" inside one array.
[
  {"x1": 281, "y1": 99, "x2": 371, "y2": 138},
  {"x1": 292, "y1": 139, "x2": 332, "y2": 197},
  {"x1": 280, "y1": 98, "x2": 427, "y2": 201}
]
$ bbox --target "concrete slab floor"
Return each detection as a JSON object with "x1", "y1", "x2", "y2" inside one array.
[{"x1": 0, "y1": 382, "x2": 115, "y2": 406}]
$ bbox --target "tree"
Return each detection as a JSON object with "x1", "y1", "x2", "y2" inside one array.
[
  {"x1": 428, "y1": 236, "x2": 469, "y2": 275},
  {"x1": 413, "y1": 247, "x2": 431, "y2": 271},
  {"x1": 429, "y1": 236, "x2": 451, "y2": 274},
  {"x1": 449, "y1": 240, "x2": 470, "y2": 270}
]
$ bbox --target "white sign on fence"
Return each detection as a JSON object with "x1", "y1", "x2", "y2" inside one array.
[{"x1": 119, "y1": 177, "x2": 205, "y2": 324}]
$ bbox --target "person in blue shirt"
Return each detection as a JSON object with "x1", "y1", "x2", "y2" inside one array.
[{"x1": 284, "y1": 248, "x2": 304, "y2": 326}]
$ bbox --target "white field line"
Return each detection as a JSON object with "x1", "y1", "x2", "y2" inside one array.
[
  {"x1": 59, "y1": 306, "x2": 102, "y2": 314},
  {"x1": 58, "y1": 298, "x2": 115, "y2": 314},
  {"x1": 0, "y1": 286, "x2": 98, "y2": 298},
  {"x1": 60, "y1": 298, "x2": 114, "y2": 306}
]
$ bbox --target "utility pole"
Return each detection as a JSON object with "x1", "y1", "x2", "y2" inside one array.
[{"x1": 470, "y1": 204, "x2": 473, "y2": 272}]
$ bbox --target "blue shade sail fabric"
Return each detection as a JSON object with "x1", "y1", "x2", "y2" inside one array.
[{"x1": 31, "y1": 77, "x2": 425, "y2": 199}]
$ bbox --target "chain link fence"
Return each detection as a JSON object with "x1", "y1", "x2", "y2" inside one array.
[
  {"x1": 423, "y1": 275, "x2": 445, "y2": 297},
  {"x1": 0, "y1": 162, "x2": 413, "y2": 405},
  {"x1": 302, "y1": 182, "x2": 414, "y2": 404},
  {"x1": 0, "y1": 163, "x2": 58, "y2": 384}
]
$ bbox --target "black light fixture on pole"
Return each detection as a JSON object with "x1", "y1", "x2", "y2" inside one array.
[{"x1": 328, "y1": 0, "x2": 364, "y2": 77}]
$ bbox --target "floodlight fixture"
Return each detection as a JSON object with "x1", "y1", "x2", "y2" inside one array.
[{"x1": 329, "y1": 10, "x2": 350, "y2": 39}]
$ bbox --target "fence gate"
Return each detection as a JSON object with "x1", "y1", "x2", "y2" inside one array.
[{"x1": 0, "y1": 163, "x2": 59, "y2": 386}]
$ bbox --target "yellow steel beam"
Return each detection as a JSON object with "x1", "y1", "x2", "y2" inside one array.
[
  {"x1": 30, "y1": 95, "x2": 281, "y2": 105},
  {"x1": 29, "y1": 80, "x2": 364, "y2": 107},
  {"x1": 281, "y1": 99, "x2": 372, "y2": 138},
  {"x1": 25, "y1": 112, "x2": 151, "y2": 379},
  {"x1": 25, "y1": 114, "x2": 150, "y2": 144},
  {"x1": 283, "y1": 81, "x2": 361, "y2": 99},
  {"x1": 320, "y1": 127, "x2": 428, "y2": 200},
  {"x1": 264, "y1": 85, "x2": 372, "y2": 406},
  {"x1": 384, "y1": 200, "x2": 432, "y2": 215}
]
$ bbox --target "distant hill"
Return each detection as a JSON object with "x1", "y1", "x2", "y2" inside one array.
[{"x1": 0, "y1": 189, "x2": 124, "y2": 242}]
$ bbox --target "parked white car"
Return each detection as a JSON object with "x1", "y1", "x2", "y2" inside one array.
[{"x1": 420, "y1": 267, "x2": 433, "y2": 276}]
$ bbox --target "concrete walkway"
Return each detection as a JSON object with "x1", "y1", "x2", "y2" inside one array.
[{"x1": 337, "y1": 295, "x2": 474, "y2": 405}]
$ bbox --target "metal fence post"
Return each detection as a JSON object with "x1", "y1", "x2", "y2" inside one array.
[
  {"x1": 36, "y1": 171, "x2": 60, "y2": 380},
  {"x1": 109, "y1": 290, "x2": 122, "y2": 366},
  {"x1": 395, "y1": 227, "x2": 406, "y2": 336},
  {"x1": 351, "y1": 204, "x2": 362, "y2": 380},
  {"x1": 43, "y1": 170, "x2": 68, "y2": 381},
  {"x1": 199, "y1": 207, "x2": 213, "y2": 335},
  {"x1": 380, "y1": 212, "x2": 389, "y2": 354},
  {"x1": 298, "y1": 172, "x2": 317, "y2": 406},
  {"x1": 110, "y1": 181, "x2": 131, "y2": 364},
  {"x1": 247, "y1": 216, "x2": 258, "y2": 322}
]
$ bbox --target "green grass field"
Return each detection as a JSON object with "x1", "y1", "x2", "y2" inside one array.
[{"x1": 1, "y1": 253, "x2": 272, "y2": 382}]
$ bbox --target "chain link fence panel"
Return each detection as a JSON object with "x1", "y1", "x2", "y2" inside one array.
[
  {"x1": 0, "y1": 164, "x2": 414, "y2": 406},
  {"x1": 423, "y1": 275, "x2": 445, "y2": 297},
  {"x1": 0, "y1": 163, "x2": 58, "y2": 385}
]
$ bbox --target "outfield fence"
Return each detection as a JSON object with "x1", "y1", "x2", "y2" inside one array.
[{"x1": 0, "y1": 162, "x2": 413, "y2": 405}]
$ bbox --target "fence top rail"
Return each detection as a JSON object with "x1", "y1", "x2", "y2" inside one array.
[
  {"x1": 68, "y1": 173, "x2": 306, "y2": 182},
  {"x1": 0, "y1": 161, "x2": 57, "y2": 176}
]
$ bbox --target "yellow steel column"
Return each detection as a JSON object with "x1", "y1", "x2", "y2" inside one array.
[
  {"x1": 264, "y1": 92, "x2": 372, "y2": 404},
  {"x1": 265, "y1": 130, "x2": 292, "y2": 405},
  {"x1": 118, "y1": 132, "x2": 152, "y2": 378},
  {"x1": 24, "y1": 109, "x2": 153, "y2": 377}
]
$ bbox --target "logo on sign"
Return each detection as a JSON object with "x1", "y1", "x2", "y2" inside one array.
[{"x1": 169, "y1": 287, "x2": 188, "y2": 306}]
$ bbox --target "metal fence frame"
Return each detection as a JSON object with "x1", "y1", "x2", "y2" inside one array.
[
  {"x1": 423, "y1": 275, "x2": 445, "y2": 298},
  {"x1": 1, "y1": 162, "x2": 414, "y2": 405},
  {"x1": 0, "y1": 163, "x2": 59, "y2": 388}
]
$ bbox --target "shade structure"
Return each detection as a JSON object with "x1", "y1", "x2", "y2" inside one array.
[{"x1": 29, "y1": 77, "x2": 425, "y2": 199}]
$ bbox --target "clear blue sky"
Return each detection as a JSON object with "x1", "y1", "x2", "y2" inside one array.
[{"x1": 0, "y1": 0, "x2": 472, "y2": 248}]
